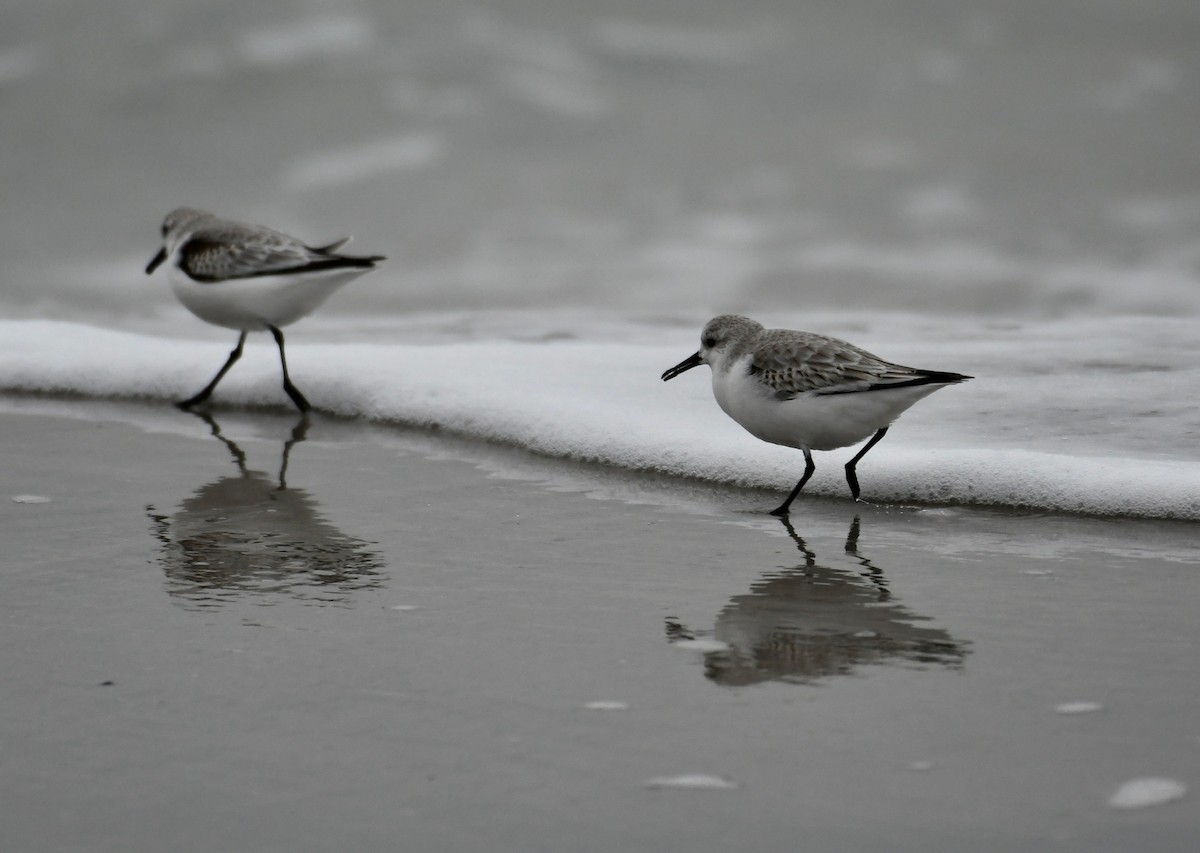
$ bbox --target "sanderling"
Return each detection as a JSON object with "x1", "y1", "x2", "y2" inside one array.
[
  {"x1": 146, "y1": 207, "x2": 384, "y2": 412},
  {"x1": 662, "y1": 315, "x2": 971, "y2": 515}
]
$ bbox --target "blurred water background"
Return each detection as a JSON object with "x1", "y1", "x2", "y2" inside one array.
[{"x1": 4, "y1": 0, "x2": 1198, "y2": 321}]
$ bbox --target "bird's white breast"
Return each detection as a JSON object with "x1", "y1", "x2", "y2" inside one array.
[
  {"x1": 710, "y1": 355, "x2": 944, "y2": 452},
  {"x1": 168, "y1": 266, "x2": 368, "y2": 331}
]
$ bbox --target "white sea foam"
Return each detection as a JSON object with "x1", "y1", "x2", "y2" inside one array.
[
  {"x1": 797, "y1": 241, "x2": 1025, "y2": 283},
  {"x1": 594, "y1": 20, "x2": 772, "y2": 64},
  {"x1": 671, "y1": 639, "x2": 731, "y2": 653},
  {"x1": 499, "y1": 67, "x2": 610, "y2": 119},
  {"x1": 462, "y1": 11, "x2": 610, "y2": 119},
  {"x1": 901, "y1": 185, "x2": 981, "y2": 224},
  {"x1": 583, "y1": 701, "x2": 629, "y2": 711},
  {"x1": 237, "y1": 15, "x2": 374, "y2": 67},
  {"x1": 643, "y1": 774, "x2": 737, "y2": 790},
  {"x1": 0, "y1": 315, "x2": 1196, "y2": 520},
  {"x1": 1107, "y1": 777, "x2": 1187, "y2": 809},
  {"x1": 790, "y1": 240, "x2": 1200, "y2": 314},
  {"x1": 1054, "y1": 701, "x2": 1103, "y2": 715},
  {"x1": 284, "y1": 135, "x2": 443, "y2": 191}
]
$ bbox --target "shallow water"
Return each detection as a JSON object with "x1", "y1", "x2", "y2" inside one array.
[{"x1": 1, "y1": 401, "x2": 1196, "y2": 851}]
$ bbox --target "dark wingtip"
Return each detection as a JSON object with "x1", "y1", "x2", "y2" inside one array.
[
  {"x1": 306, "y1": 237, "x2": 385, "y2": 267},
  {"x1": 917, "y1": 369, "x2": 972, "y2": 385},
  {"x1": 341, "y1": 253, "x2": 386, "y2": 269},
  {"x1": 826, "y1": 369, "x2": 973, "y2": 396},
  {"x1": 290, "y1": 254, "x2": 386, "y2": 274}
]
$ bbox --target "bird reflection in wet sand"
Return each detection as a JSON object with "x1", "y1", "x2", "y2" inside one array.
[
  {"x1": 146, "y1": 413, "x2": 383, "y2": 609},
  {"x1": 666, "y1": 517, "x2": 967, "y2": 686}
]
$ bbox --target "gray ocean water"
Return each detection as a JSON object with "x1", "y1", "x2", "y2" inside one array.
[{"x1": 3, "y1": 0, "x2": 1199, "y2": 322}]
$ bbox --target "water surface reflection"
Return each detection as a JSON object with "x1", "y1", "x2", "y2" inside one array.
[
  {"x1": 146, "y1": 414, "x2": 383, "y2": 609},
  {"x1": 668, "y1": 517, "x2": 968, "y2": 686}
]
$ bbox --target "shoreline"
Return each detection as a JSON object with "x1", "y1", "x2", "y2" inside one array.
[
  {"x1": 2, "y1": 400, "x2": 1196, "y2": 852},
  {"x1": 2, "y1": 384, "x2": 1197, "y2": 524}
]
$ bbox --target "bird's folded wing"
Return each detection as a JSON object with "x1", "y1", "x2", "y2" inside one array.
[
  {"x1": 177, "y1": 219, "x2": 314, "y2": 282},
  {"x1": 749, "y1": 334, "x2": 916, "y2": 399}
]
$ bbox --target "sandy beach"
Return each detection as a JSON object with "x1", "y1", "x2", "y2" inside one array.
[{"x1": 2, "y1": 399, "x2": 1196, "y2": 852}]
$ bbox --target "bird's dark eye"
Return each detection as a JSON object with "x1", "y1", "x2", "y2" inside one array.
[{"x1": 702, "y1": 336, "x2": 717, "y2": 348}]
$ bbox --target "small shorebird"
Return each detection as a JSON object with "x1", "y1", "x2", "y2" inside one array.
[
  {"x1": 146, "y1": 207, "x2": 384, "y2": 412},
  {"x1": 662, "y1": 315, "x2": 971, "y2": 515}
]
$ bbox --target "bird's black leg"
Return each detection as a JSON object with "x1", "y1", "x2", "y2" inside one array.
[
  {"x1": 844, "y1": 427, "x2": 889, "y2": 501},
  {"x1": 770, "y1": 447, "x2": 816, "y2": 517},
  {"x1": 277, "y1": 415, "x2": 311, "y2": 489},
  {"x1": 178, "y1": 332, "x2": 246, "y2": 409},
  {"x1": 269, "y1": 325, "x2": 311, "y2": 413},
  {"x1": 777, "y1": 515, "x2": 817, "y2": 567},
  {"x1": 187, "y1": 409, "x2": 248, "y2": 472}
]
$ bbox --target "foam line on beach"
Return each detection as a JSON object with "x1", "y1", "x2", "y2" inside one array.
[{"x1": 0, "y1": 320, "x2": 1196, "y2": 521}]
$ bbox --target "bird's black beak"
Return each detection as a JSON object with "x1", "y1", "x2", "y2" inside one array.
[
  {"x1": 145, "y1": 247, "x2": 167, "y2": 275},
  {"x1": 662, "y1": 351, "x2": 703, "y2": 381}
]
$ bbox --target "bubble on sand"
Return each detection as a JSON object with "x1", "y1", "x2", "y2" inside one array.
[
  {"x1": 1055, "y1": 701, "x2": 1103, "y2": 715},
  {"x1": 644, "y1": 774, "x2": 738, "y2": 790},
  {"x1": 584, "y1": 700, "x2": 629, "y2": 711},
  {"x1": 914, "y1": 507, "x2": 960, "y2": 517},
  {"x1": 389, "y1": 605, "x2": 419, "y2": 611},
  {"x1": 671, "y1": 639, "x2": 730, "y2": 653},
  {"x1": 1108, "y1": 777, "x2": 1186, "y2": 809},
  {"x1": 12, "y1": 494, "x2": 51, "y2": 504}
]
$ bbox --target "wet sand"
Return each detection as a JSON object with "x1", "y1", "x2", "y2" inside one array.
[{"x1": 1, "y1": 399, "x2": 1196, "y2": 852}]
